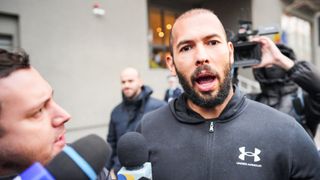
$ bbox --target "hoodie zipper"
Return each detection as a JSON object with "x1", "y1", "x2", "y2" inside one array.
[
  {"x1": 207, "y1": 121, "x2": 215, "y2": 179},
  {"x1": 209, "y1": 121, "x2": 215, "y2": 133}
]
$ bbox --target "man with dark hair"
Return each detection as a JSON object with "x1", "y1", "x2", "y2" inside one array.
[
  {"x1": 137, "y1": 8, "x2": 320, "y2": 179},
  {"x1": 248, "y1": 39, "x2": 320, "y2": 137},
  {"x1": 0, "y1": 49, "x2": 71, "y2": 179},
  {"x1": 106, "y1": 67, "x2": 165, "y2": 176}
]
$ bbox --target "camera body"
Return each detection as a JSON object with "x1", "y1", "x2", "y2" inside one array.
[
  {"x1": 231, "y1": 20, "x2": 278, "y2": 67},
  {"x1": 234, "y1": 41, "x2": 261, "y2": 67}
]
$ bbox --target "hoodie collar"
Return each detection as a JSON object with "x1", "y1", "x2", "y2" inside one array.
[{"x1": 170, "y1": 86, "x2": 247, "y2": 124}]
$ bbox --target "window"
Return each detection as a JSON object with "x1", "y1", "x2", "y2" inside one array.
[
  {"x1": 0, "y1": 34, "x2": 13, "y2": 50},
  {"x1": 148, "y1": 7, "x2": 177, "y2": 69},
  {"x1": 281, "y1": 14, "x2": 311, "y2": 61},
  {"x1": 0, "y1": 13, "x2": 19, "y2": 51}
]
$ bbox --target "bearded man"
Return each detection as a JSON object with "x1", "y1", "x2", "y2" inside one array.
[{"x1": 136, "y1": 8, "x2": 320, "y2": 180}]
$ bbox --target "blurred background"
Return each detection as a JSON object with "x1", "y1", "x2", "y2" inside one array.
[{"x1": 0, "y1": 0, "x2": 319, "y2": 146}]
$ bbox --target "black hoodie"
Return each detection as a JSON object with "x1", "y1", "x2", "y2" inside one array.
[{"x1": 137, "y1": 87, "x2": 320, "y2": 180}]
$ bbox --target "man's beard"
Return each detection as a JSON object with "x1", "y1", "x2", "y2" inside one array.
[
  {"x1": 123, "y1": 88, "x2": 140, "y2": 101},
  {"x1": 0, "y1": 148, "x2": 38, "y2": 175},
  {"x1": 175, "y1": 63, "x2": 232, "y2": 109},
  {"x1": 0, "y1": 141, "x2": 53, "y2": 175}
]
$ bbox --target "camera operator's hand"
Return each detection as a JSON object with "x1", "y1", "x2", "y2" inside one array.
[{"x1": 252, "y1": 36, "x2": 294, "y2": 70}]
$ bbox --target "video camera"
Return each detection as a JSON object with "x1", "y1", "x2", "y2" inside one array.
[{"x1": 231, "y1": 20, "x2": 279, "y2": 67}]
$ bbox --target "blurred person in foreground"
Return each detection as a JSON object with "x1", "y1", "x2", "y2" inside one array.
[
  {"x1": 247, "y1": 40, "x2": 320, "y2": 138},
  {"x1": 137, "y1": 8, "x2": 320, "y2": 180},
  {"x1": 106, "y1": 67, "x2": 165, "y2": 175},
  {"x1": 0, "y1": 49, "x2": 71, "y2": 179}
]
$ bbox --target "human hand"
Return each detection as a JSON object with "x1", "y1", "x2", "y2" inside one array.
[{"x1": 251, "y1": 36, "x2": 294, "y2": 70}]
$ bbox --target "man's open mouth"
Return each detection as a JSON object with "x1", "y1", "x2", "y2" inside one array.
[{"x1": 194, "y1": 73, "x2": 217, "y2": 92}]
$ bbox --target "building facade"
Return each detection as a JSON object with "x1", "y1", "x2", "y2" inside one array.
[{"x1": 0, "y1": 0, "x2": 319, "y2": 144}]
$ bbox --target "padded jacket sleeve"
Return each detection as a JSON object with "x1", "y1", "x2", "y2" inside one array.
[{"x1": 287, "y1": 61, "x2": 320, "y2": 132}]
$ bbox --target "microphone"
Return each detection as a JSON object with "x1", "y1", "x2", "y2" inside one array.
[
  {"x1": 117, "y1": 132, "x2": 152, "y2": 180},
  {"x1": 15, "y1": 134, "x2": 111, "y2": 180}
]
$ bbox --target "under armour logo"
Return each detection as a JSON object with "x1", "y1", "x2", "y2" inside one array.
[{"x1": 238, "y1": 147, "x2": 261, "y2": 162}]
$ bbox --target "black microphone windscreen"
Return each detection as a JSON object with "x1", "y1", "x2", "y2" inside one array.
[
  {"x1": 117, "y1": 132, "x2": 148, "y2": 168},
  {"x1": 46, "y1": 134, "x2": 111, "y2": 179}
]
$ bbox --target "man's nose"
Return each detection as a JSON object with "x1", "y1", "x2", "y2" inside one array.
[
  {"x1": 195, "y1": 45, "x2": 210, "y2": 66},
  {"x1": 122, "y1": 83, "x2": 130, "y2": 91},
  {"x1": 196, "y1": 59, "x2": 209, "y2": 66},
  {"x1": 51, "y1": 102, "x2": 71, "y2": 127}
]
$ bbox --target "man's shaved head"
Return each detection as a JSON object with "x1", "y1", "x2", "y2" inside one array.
[
  {"x1": 121, "y1": 67, "x2": 140, "y2": 79},
  {"x1": 169, "y1": 8, "x2": 227, "y2": 56}
]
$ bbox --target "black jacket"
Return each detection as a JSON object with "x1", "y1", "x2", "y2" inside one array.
[
  {"x1": 137, "y1": 87, "x2": 320, "y2": 180},
  {"x1": 248, "y1": 61, "x2": 320, "y2": 136},
  {"x1": 106, "y1": 85, "x2": 165, "y2": 172}
]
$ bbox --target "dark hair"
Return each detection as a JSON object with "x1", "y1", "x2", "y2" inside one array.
[
  {"x1": 0, "y1": 48, "x2": 30, "y2": 78},
  {"x1": 253, "y1": 44, "x2": 296, "y2": 85},
  {"x1": 276, "y1": 44, "x2": 296, "y2": 61}
]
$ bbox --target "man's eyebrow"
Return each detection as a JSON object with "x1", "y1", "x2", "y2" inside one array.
[
  {"x1": 203, "y1": 33, "x2": 222, "y2": 41},
  {"x1": 176, "y1": 33, "x2": 222, "y2": 49},
  {"x1": 176, "y1": 40, "x2": 193, "y2": 50},
  {"x1": 29, "y1": 90, "x2": 53, "y2": 113},
  {"x1": 27, "y1": 100, "x2": 47, "y2": 116}
]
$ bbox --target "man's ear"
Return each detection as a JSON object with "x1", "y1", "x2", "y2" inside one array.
[
  {"x1": 228, "y1": 41, "x2": 234, "y2": 65},
  {"x1": 166, "y1": 55, "x2": 177, "y2": 76},
  {"x1": 139, "y1": 78, "x2": 144, "y2": 88}
]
